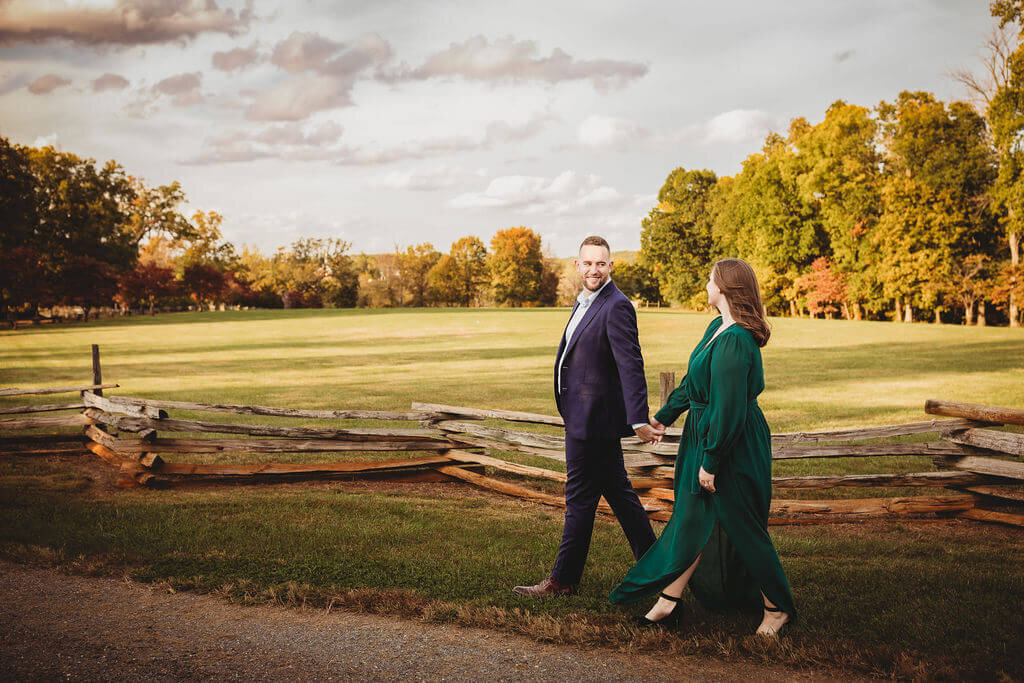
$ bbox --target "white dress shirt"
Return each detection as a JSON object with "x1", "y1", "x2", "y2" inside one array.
[{"x1": 557, "y1": 279, "x2": 645, "y2": 432}]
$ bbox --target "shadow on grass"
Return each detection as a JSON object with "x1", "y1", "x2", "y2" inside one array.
[{"x1": 0, "y1": 461, "x2": 1021, "y2": 679}]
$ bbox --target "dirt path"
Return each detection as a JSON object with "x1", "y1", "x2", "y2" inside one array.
[{"x1": 0, "y1": 559, "x2": 862, "y2": 682}]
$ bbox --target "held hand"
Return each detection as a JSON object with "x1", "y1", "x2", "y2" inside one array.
[
  {"x1": 634, "y1": 424, "x2": 662, "y2": 444},
  {"x1": 649, "y1": 417, "x2": 666, "y2": 434},
  {"x1": 698, "y1": 467, "x2": 716, "y2": 493}
]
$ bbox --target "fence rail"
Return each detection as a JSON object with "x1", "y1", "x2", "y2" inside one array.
[{"x1": 1, "y1": 350, "x2": 1022, "y2": 527}]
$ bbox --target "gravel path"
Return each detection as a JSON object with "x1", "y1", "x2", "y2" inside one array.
[{"x1": 0, "y1": 560, "x2": 856, "y2": 681}]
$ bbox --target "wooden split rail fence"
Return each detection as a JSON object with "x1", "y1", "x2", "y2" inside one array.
[{"x1": 1, "y1": 347, "x2": 1023, "y2": 527}]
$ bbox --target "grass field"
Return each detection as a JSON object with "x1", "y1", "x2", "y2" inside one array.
[{"x1": 2, "y1": 308, "x2": 1023, "y2": 678}]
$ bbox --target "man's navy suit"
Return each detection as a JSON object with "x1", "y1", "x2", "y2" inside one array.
[{"x1": 551, "y1": 280, "x2": 656, "y2": 586}]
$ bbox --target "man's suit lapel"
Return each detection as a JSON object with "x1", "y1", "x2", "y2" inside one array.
[
  {"x1": 557, "y1": 300, "x2": 579, "y2": 360},
  {"x1": 563, "y1": 282, "x2": 615, "y2": 358}
]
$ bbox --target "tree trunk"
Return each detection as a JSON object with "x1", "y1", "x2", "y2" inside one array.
[
  {"x1": 934, "y1": 308, "x2": 941, "y2": 324},
  {"x1": 904, "y1": 301, "x2": 913, "y2": 323},
  {"x1": 841, "y1": 303, "x2": 850, "y2": 320},
  {"x1": 978, "y1": 300, "x2": 987, "y2": 327},
  {"x1": 1011, "y1": 231, "x2": 1020, "y2": 328},
  {"x1": 852, "y1": 302, "x2": 863, "y2": 321},
  {"x1": 894, "y1": 297, "x2": 901, "y2": 322},
  {"x1": 965, "y1": 300, "x2": 975, "y2": 326},
  {"x1": 788, "y1": 300, "x2": 797, "y2": 318}
]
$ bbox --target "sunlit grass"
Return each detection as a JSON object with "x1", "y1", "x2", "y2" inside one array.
[{"x1": 1, "y1": 308, "x2": 1023, "y2": 678}]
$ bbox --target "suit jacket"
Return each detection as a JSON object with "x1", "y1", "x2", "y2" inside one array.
[{"x1": 554, "y1": 280, "x2": 649, "y2": 440}]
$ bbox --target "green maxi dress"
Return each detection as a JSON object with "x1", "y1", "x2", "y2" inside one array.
[{"x1": 609, "y1": 317, "x2": 797, "y2": 618}]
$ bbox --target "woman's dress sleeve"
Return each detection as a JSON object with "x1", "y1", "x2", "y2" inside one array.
[
  {"x1": 653, "y1": 378, "x2": 690, "y2": 427},
  {"x1": 701, "y1": 333, "x2": 751, "y2": 475}
]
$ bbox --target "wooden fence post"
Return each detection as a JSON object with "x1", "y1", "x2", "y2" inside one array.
[
  {"x1": 91, "y1": 344, "x2": 102, "y2": 397},
  {"x1": 659, "y1": 371, "x2": 675, "y2": 409}
]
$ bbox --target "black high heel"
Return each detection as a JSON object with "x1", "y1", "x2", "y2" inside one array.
[
  {"x1": 756, "y1": 604, "x2": 790, "y2": 637},
  {"x1": 636, "y1": 592, "x2": 684, "y2": 628}
]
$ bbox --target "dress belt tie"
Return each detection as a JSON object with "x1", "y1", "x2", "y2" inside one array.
[{"x1": 689, "y1": 398, "x2": 757, "y2": 410}]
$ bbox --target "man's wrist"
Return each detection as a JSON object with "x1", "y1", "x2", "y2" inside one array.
[{"x1": 631, "y1": 423, "x2": 646, "y2": 430}]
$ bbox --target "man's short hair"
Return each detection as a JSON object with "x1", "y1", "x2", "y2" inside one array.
[{"x1": 579, "y1": 235, "x2": 610, "y2": 253}]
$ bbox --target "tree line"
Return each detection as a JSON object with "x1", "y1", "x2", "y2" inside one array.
[
  {"x1": 640, "y1": 3, "x2": 1024, "y2": 326},
  {"x1": 0, "y1": 135, "x2": 667, "y2": 324}
]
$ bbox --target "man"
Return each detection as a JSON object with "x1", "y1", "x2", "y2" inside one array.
[{"x1": 513, "y1": 235, "x2": 663, "y2": 597}]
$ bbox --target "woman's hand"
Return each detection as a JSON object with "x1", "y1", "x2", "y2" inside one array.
[{"x1": 698, "y1": 467, "x2": 716, "y2": 493}]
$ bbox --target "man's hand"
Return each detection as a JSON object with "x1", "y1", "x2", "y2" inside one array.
[
  {"x1": 634, "y1": 420, "x2": 665, "y2": 444},
  {"x1": 698, "y1": 467, "x2": 716, "y2": 493}
]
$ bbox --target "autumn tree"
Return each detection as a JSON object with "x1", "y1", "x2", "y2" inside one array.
[
  {"x1": 117, "y1": 262, "x2": 179, "y2": 314},
  {"x1": 181, "y1": 263, "x2": 226, "y2": 309},
  {"x1": 60, "y1": 255, "x2": 120, "y2": 320},
  {"x1": 397, "y1": 243, "x2": 441, "y2": 306},
  {"x1": 488, "y1": 227, "x2": 553, "y2": 306},
  {"x1": 794, "y1": 257, "x2": 847, "y2": 318},
  {"x1": 427, "y1": 236, "x2": 488, "y2": 306}
]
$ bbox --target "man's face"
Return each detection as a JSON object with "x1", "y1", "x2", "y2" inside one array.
[{"x1": 575, "y1": 244, "x2": 612, "y2": 293}]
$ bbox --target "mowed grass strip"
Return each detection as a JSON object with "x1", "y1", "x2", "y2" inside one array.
[{"x1": 2, "y1": 308, "x2": 1024, "y2": 677}]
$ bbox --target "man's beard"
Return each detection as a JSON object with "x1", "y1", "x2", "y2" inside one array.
[{"x1": 582, "y1": 275, "x2": 608, "y2": 292}]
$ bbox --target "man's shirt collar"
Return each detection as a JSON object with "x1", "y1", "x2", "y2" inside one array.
[{"x1": 577, "y1": 278, "x2": 611, "y2": 308}]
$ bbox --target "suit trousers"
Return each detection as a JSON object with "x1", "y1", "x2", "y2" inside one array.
[{"x1": 551, "y1": 435, "x2": 656, "y2": 585}]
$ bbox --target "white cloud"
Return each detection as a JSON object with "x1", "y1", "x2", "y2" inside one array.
[
  {"x1": 0, "y1": 0, "x2": 252, "y2": 47},
  {"x1": 244, "y1": 73, "x2": 355, "y2": 121},
  {"x1": 386, "y1": 35, "x2": 647, "y2": 90},
  {"x1": 577, "y1": 115, "x2": 649, "y2": 149},
  {"x1": 449, "y1": 170, "x2": 630, "y2": 216},
  {"x1": 366, "y1": 165, "x2": 486, "y2": 191},
  {"x1": 181, "y1": 121, "x2": 352, "y2": 165},
  {"x1": 92, "y1": 73, "x2": 129, "y2": 92},
  {"x1": 27, "y1": 73, "x2": 71, "y2": 95},
  {"x1": 270, "y1": 32, "x2": 345, "y2": 74},
  {"x1": 33, "y1": 132, "x2": 59, "y2": 147},
  {"x1": 703, "y1": 109, "x2": 779, "y2": 144},
  {"x1": 212, "y1": 43, "x2": 262, "y2": 72}
]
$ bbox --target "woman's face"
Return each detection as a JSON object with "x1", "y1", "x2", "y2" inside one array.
[{"x1": 706, "y1": 271, "x2": 723, "y2": 308}]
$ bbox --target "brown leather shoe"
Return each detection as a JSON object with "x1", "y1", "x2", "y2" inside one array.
[{"x1": 512, "y1": 577, "x2": 575, "y2": 597}]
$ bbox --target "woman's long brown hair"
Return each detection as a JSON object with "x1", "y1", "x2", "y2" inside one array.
[{"x1": 711, "y1": 258, "x2": 770, "y2": 347}]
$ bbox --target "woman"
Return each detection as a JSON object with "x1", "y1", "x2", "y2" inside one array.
[{"x1": 609, "y1": 258, "x2": 796, "y2": 637}]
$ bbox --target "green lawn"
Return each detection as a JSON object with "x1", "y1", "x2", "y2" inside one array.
[{"x1": 1, "y1": 308, "x2": 1023, "y2": 678}]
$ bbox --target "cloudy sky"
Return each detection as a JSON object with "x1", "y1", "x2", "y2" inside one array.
[{"x1": 0, "y1": 0, "x2": 1000, "y2": 256}]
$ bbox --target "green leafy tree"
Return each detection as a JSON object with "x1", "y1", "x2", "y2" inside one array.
[
  {"x1": 272, "y1": 238, "x2": 358, "y2": 308},
  {"x1": 125, "y1": 177, "x2": 197, "y2": 248},
  {"x1": 612, "y1": 260, "x2": 663, "y2": 304},
  {"x1": 876, "y1": 92, "x2": 998, "y2": 322},
  {"x1": 639, "y1": 168, "x2": 718, "y2": 305},
  {"x1": 793, "y1": 101, "x2": 883, "y2": 319},
  {"x1": 28, "y1": 146, "x2": 137, "y2": 310},
  {"x1": 0, "y1": 138, "x2": 41, "y2": 322},
  {"x1": 988, "y1": 44, "x2": 1024, "y2": 326},
  {"x1": 712, "y1": 132, "x2": 827, "y2": 315},
  {"x1": 179, "y1": 210, "x2": 238, "y2": 271}
]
